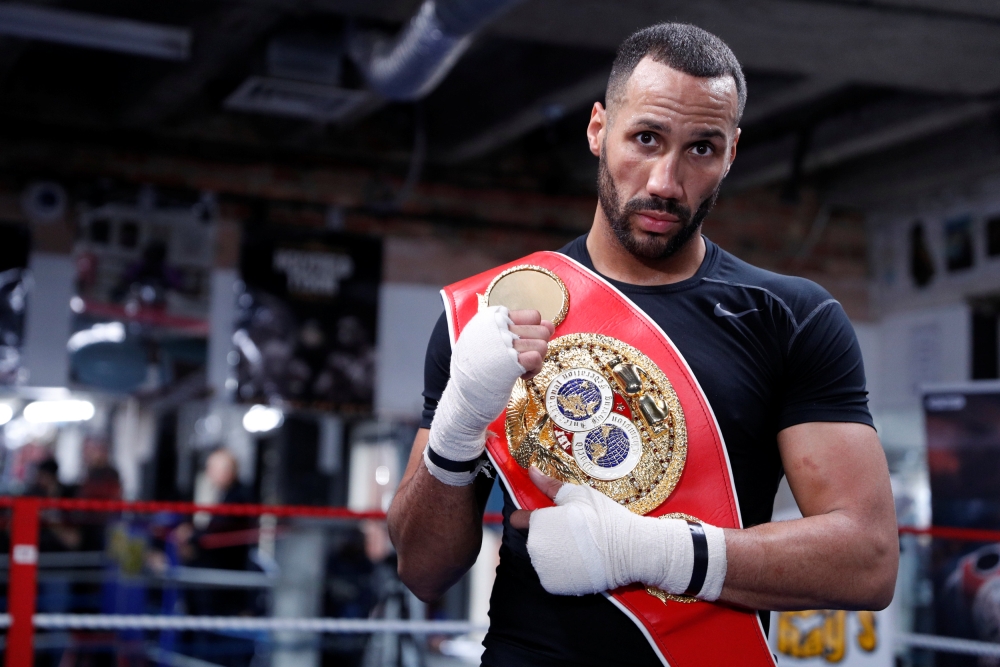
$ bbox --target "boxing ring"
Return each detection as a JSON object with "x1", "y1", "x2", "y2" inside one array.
[{"x1": 0, "y1": 496, "x2": 998, "y2": 666}]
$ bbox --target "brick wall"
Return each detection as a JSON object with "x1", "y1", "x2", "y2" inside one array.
[{"x1": 0, "y1": 140, "x2": 871, "y2": 319}]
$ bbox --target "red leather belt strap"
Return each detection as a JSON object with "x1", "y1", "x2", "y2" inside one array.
[{"x1": 442, "y1": 251, "x2": 775, "y2": 667}]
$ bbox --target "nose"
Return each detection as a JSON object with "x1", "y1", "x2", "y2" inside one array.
[{"x1": 646, "y1": 152, "x2": 685, "y2": 202}]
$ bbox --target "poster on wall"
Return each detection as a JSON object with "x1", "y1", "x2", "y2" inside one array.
[
  {"x1": 235, "y1": 228, "x2": 381, "y2": 413},
  {"x1": 0, "y1": 222, "x2": 30, "y2": 386},
  {"x1": 770, "y1": 608, "x2": 894, "y2": 666},
  {"x1": 71, "y1": 202, "x2": 214, "y2": 393},
  {"x1": 924, "y1": 385, "x2": 1000, "y2": 665}
]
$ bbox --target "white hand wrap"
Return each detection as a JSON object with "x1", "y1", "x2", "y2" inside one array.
[
  {"x1": 424, "y1": 306, "x2": 526, "y2": 486},
  {"x1": 527, "y1": 482, "x2": 727, "y2": 601}
]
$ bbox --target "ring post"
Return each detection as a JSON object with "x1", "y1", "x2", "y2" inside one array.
[{"x1": 7, "y1": 497, "x2": 40, "y2": 667}]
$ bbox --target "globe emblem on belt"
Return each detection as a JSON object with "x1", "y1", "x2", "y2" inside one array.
[
  {"x1": 572, "y1": 413, "x2": 643, "y2": 481},
  {"x1": 585, "y1": 424, "x2": 630, "y2": 467},
  {"x1": 545, "y1": 368, "x2": 614, "y2": 432}
]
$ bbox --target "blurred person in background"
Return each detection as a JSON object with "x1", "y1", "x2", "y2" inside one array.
[
  {"x1": 76, "y1": 439, "x2": 122, "y2": 552},
  {"x1": 179, "y1": 448, "x2": 255, "y2": 580},
  {"x1": 28, "y1": 458, "x2": 81, "y2": 553},
  {"x1": 175, "y1": 448, "x2": 256, "y2": 666}
]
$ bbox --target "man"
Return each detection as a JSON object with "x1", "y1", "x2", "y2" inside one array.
[{"x1": 388, "y1": 23, "x2": 898, "y2": 666}]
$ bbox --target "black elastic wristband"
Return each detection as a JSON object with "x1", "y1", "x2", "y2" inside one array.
[
  {"x1": 684, "y1": 521, "x2": 709, "y2": 597},
  {"x1": 426, "y1": 447, "x2": 482, "y2": 473}
]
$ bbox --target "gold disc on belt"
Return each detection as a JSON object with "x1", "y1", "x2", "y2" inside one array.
[
  {"x1": 481, "y1": 265, "x2": 569, "y2": 326},
  {"x1": 505, "y1": 333, "x2": 687, "y2": 515}
]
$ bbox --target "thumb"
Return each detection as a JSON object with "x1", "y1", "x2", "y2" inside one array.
[{"x1": 528, "y1": 465, "x2": 564, "y2": 501}]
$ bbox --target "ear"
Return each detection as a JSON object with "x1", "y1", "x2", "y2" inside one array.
[
  {"x1": 587, "y1": 102, "x2": 607, "y2": 157},
  {"x1": 723, "y1": 127, "x2": 741, "y2": 177}
]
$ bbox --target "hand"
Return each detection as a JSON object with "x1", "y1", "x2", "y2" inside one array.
[
  {"x1": 514, "y1": 467, "x2": 715, "y2": 598},
  {"x1": 424, "y1": 306, "x2": 551, "y2": 486},
  {"x1": 510, "y1": 465, "x2": 563, "y2": 530},
  {"x1": 508, "y1": 310, "x2": 555, "y2": 380}
]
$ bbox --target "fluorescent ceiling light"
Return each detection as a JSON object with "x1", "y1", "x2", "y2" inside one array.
[
  {"x1": 67, "y1": 322, "x2": 126, "y2": 352},
  {"x1": 0, "y1": 404, "x2": 12, "y2": 427},
  {"x1": 23, "y1": 400, "x2": 95, "y2": 424},
  {"x1": 0, "y1": 3, "x2": 190, "y2": 61},
  {"x1": 243, "y1": 405, "x2": 284, "y2": 433}
]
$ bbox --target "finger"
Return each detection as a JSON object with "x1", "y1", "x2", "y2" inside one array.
[
  {"x1": 518, "y1": 351, "x2": 544, "y2": 379},
  {"x1": 529, "y1": 465, "x2": 564, "y2": 500},
  {"x1": 512, "y1": 338, "x2": 547, "y2": 355},
  {"x1": 510, "y1": 509, "x2": 531, "y2": 531},
  {"x1": 508, "y1": 309, "x2": 541, "y2": 326},
  {"x1": 540, "y1": 320, "x2": 555, "y2": 336},
  {"x1": 509, "y1": 324, "x2": 554, "y2": 342}
]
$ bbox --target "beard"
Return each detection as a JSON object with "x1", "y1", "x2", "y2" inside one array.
[{"x1": 597, "y1": 148, "x2": 719, "y2": 261}]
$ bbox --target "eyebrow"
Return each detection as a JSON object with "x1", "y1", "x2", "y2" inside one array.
[
  {"x1": 629, "y1": 118, "x2": 728, "y2": 141},
  {"x1": 631, "y1": 118, "x2": 668, "y2": 133},
  {"x1": 694, "y1": 128, "x2": 726, "y2": 141}
]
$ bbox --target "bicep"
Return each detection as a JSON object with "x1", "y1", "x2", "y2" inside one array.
[{"x1": 778, "y1": 421, "x2": 892, "y2": 522}]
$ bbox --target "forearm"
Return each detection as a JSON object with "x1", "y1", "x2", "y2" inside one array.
[
  {"x1": 387, "y1": 464, "x2": 484, "y2": 602},
  {"x1": 719, "y1": 511, "x2": 898, "y2": 611},
  {"x1": 390, "y1": 307, "x2": 550, "y2": 601}
]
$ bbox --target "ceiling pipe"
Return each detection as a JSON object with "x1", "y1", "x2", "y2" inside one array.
[
  {"x1": 347, "y1": 0, "x2": 524, "y2": 101},
  {"x1": 0, "y1": 3, "x2": 190, "y2": 61}
]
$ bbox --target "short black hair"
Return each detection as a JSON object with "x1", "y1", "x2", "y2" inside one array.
[{"x1": 606, "y1": 23, "x2": 746, "y2": 123}]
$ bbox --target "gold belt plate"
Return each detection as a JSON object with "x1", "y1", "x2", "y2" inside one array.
[{"x1": 505, "y1": 333, "x2": 687, "y2": 516}]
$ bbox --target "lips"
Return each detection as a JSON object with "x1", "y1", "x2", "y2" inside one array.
[{"x1": 634, "y1": 212, "x2": 680, "y2": 234}]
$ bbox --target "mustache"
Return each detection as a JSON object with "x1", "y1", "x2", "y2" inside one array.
[{"x1": 622, "y1": 196, "x2": 692, "y2": 223}]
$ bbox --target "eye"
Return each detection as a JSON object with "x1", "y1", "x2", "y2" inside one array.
[
  {"x1": 691, "y1": 143, "x2": 714, "y2": 157},
  {"x1": 637, "y1": 132, "x2": 656, "y2": 146}
]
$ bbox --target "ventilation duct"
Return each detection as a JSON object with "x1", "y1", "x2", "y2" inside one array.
[{"x1": 348, "y1": 0, "x2": 524, "y2": 101}]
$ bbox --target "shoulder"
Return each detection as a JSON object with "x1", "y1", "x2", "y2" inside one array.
[
  {"x1": 556, "y1": 235, "x2": 590, "y2": 264},
  {"x1": 705, "y1": 244, "x2": 840, "y2": 330}
]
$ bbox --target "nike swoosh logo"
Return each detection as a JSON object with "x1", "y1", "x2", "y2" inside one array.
[{"x1": 714, "y1": 303, "x2": 759, "y2": 319}]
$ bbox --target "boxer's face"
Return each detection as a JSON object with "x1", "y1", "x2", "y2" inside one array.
[{"x1": 588, "y1": 58, "x2": 740, "y2": 260}]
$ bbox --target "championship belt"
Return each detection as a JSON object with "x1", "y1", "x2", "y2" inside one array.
[{"x1": 441, "y1": 251, "x2": 775, "y2": 667}]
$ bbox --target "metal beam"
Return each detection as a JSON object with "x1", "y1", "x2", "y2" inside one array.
[
  {"x1": 740, "y1": 77, "x2": 846, "y2": 126},
  {"x1": 0, "y1": 3, "x2": 190, "y2": 61},
  {"x1": 441, "y1": 69, "x2": 608, "y2": 163},
  {"x1": 727, "y1": 100, "x2": 999, "y2": 191},
  {"x1": 121, "y1": 7, "x2": 281, "y2": 127},
  {"x1": 487, "y1": 0, "x2": 1000, "y2": 95}
]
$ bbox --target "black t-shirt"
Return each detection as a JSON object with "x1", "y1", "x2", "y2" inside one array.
[{"x1": 420, "y1": 235, "x2": 873, "y2": 666}]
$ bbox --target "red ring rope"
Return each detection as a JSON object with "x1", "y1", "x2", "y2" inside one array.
[{"x1": 0, "y1": 495, "x2": 505, "y2": 524}]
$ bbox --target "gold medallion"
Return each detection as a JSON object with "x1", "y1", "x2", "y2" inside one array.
[
  {"x1": 480, "y1": 265, "x2": 569, "y2": 326},
  {"x1": 505, "y1": 333, "x2": 687, "y2": 516}
]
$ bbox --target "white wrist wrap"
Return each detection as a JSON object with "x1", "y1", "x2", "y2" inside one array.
[
  {"x1": 424, "y1": 306, "x2": 525, "y2": 486},
  {"x1": 527, "y1": 482, "x2": 727, "y2": 601}
]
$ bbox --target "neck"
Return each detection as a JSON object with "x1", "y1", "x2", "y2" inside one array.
[{"x1": 586, "y1": 207, "x2": 707, "y2": 286}]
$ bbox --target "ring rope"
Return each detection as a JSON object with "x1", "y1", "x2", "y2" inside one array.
[
  {"x1": 13, "y1": 614, "x2": 486, "y2": 634},
  {"x1": 0, "y1": 614, "x2": 994, "y2": 654},
  {"x1": 897, "y1": 632, "x2": 1000, "y2": 657}
]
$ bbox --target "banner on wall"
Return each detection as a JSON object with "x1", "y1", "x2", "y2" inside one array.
[
  {"x1": 236, "y1": 228, "x2": 381, "y2": 413},
  {"x1": 71, "y1": 203, "x2": 214, "y2": 393},
  {"x1": 770, "y1": 607, "x2": 894, "y2": 666},
  {"x1": 924, "y1": 384, "x2": 1000, "y2": 664}
]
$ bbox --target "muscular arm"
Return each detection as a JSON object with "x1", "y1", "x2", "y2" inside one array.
[
  {"x1": 513, "y1": 420, "x2": 898, "y2": 610},
  {"x1": 387, "y1": 309, "x2": 554, "y2": 602},
  {"x1": 720, "y1": 421, "x2": 898, "y2": 611},
  {"x1": 387, "y1": 429, "x2": 486, "y2": 602}
]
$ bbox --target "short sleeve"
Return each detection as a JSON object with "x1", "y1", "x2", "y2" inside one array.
[
  {"x1": 419, "y1": 312, "x2": 453, "y2": 429},
  {"x1": 778, "y1": 301, "x2": 874, "y2": 431}
]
